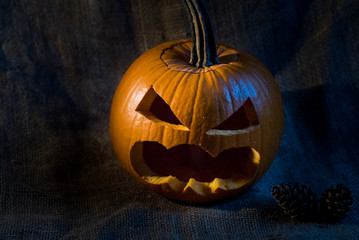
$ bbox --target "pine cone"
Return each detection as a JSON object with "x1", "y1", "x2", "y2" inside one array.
[
  {"x1": 319, "y1": 184, "x2": 353, "y2": 221},
  {"x1": 271, "y1": 183, "x2": 318, "y2": 220}
]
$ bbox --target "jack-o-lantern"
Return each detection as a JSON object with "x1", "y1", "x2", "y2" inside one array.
[{"x1": 110, "y1": 0, "x2": 284, "y2": 203}]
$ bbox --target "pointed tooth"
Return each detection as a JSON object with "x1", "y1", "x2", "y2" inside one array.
[
  {"x1": 210, "y1": 178, "x2": 253, "y2": 192},
  {"x1": 166, "y1": 176, "x2": 186, "y2": 192},
  {"x1": 143, "y1": 176, "x2": 186, "y2": 192},
  {"x1": 250, "y1": 148, "x2": 260, "y2": 164},
  {"x1": 224, "y1": 179, "x2": 245, "y2": 190},
  {"x1": 184, "y1": 178, "x2": 210, "y2": 196},
  {"x1": 209, "y1": 178, "x2": 238, "y2": 191},
  {"x1": 143, "y1": 176, "x2": 164, "y2": 185},
  {"x1": 209, "y1": 178, "x2": 227, "y2": 192}
]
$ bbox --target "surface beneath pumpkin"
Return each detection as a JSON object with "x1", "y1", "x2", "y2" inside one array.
[{"x1": 131, "y1": 141, "x2": 260, "y2": 195}]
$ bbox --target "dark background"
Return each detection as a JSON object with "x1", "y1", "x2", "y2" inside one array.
[{"x1": 1, "y1": 0, "x2": 358, "y2": 239}]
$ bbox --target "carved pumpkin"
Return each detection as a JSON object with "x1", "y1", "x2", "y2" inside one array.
[{"x1": 110, "y1": 0, "x2": 284, "y2": 203}]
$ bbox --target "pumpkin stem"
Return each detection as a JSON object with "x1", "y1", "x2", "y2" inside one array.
[{"x1": 183, "y1": 0, "x2": 219, "y2": 68}]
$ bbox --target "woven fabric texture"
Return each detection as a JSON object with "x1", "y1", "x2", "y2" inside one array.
[{"x1": 1, "y1": 0, "x2": 358, "y2": 239}]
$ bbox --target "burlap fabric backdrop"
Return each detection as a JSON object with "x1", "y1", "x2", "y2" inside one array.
[{"x1": 1, "y1": 0, "x2": 358, "y2": 239}]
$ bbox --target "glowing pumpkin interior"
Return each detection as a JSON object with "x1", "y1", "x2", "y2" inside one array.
[{"x1": 130, "y1": 88, "x2": 261, "y2": 195}]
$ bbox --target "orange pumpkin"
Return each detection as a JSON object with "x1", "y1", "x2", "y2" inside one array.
[{"x1": 110, "y1": 0, "x2": 284, "y2": 203}]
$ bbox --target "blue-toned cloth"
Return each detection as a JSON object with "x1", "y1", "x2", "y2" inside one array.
[{"x1": 1, "y1": 0, "x2": 358, "y2": 239}]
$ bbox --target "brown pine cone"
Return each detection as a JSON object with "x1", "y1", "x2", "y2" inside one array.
[
  {"x1": 319, "y1": 184, "x2": 353, "y2": 221},
  {"x1": 271, "y1": 183, "x2": 318, "y2": 220}
]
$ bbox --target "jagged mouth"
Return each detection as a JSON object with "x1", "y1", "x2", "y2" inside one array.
[{"x1": 130, "y1": 141, "x2": 260, "y2": 196}]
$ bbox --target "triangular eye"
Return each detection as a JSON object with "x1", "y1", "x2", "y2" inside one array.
[
  {"x1": 212, "y1": 98, "x2": 259, "y2": 130},
  {"x1": 136, "y1": 87, "x2": 188, "y2": 130}
]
